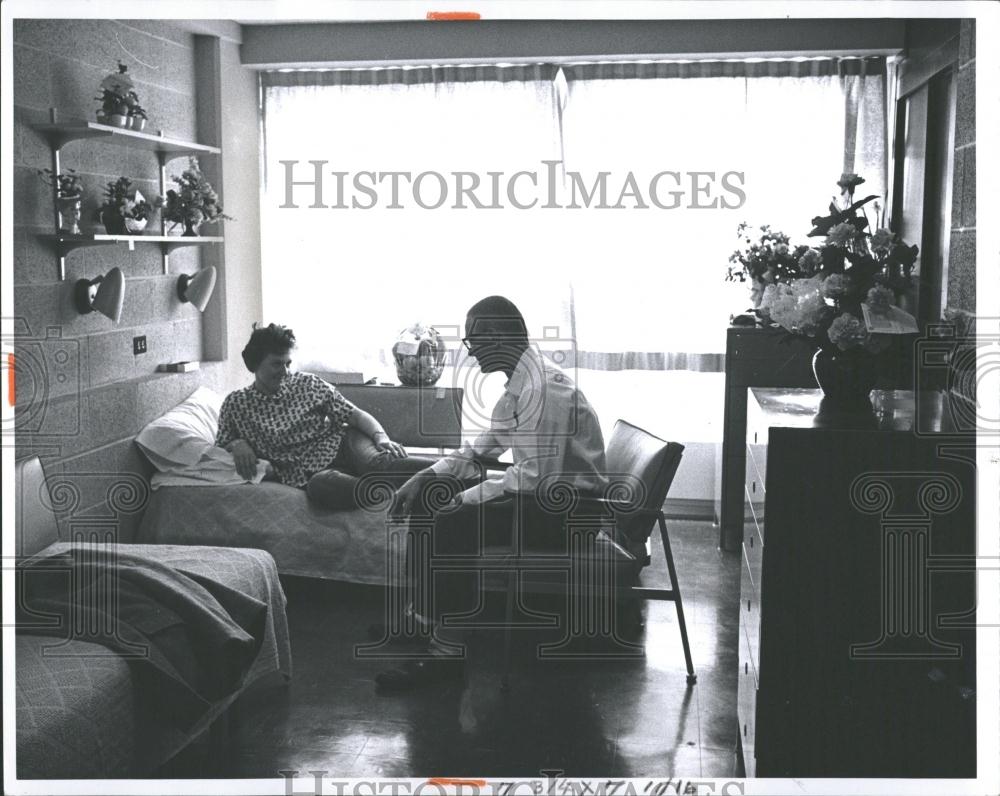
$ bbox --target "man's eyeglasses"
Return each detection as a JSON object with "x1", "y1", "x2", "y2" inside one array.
[{"x1": 462, "y1": 335, "x2": 515, "y2": 352}]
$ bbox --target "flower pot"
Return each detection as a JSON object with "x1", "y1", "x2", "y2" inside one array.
[
  {"x1": 56, "y1": 196, "x2": 82, "y2": 235},
  {"x1": 108, "y1": 113, "x2": 129, "y2": 128},
  {"x1": 100, "y1": 208, "x2": 127, "y2": 236},
  {"x1": 812, "y1": 348, "x2": 877, "y2": 409},
  {"x1": 129, "y1": 116, "x2": 147, "y2": 132},
  {"x1": 181, "y1": 218, "x2": 200, "y2": 237},
  {"x1": 124, "y1": 217, "x2": 148, "y2": 234}
]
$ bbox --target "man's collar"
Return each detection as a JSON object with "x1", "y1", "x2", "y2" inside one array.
[{"x1": 505, "y1": 345, "x2": 543, "y2": 398}]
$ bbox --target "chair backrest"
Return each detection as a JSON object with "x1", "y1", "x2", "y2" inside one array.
[
  {"x1": 15, "y1": 456, "x2": 60, "y2": 558},
  {"x1": 605, "y1": 419, "x2": 684, "y2": 542},
  {"x1": 333, "y1": 384, "x2": 464, "y2": 450}
]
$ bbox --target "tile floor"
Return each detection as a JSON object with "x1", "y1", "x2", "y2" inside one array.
[{"x1": 167, "y1": 520, "x2": 741, "y2": 779}]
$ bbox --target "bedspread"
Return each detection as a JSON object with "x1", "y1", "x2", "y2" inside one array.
[
  {"x1": 136, "y1": 482, "x2": 405, "y2": 585},
  {"x1": 16, "y1": 543, "x2": 291, "y2": 778}
]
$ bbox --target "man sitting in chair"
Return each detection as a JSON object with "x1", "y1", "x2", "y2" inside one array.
[{"x1": 377, "y1": 295, "x2": 610, "y2": 690}]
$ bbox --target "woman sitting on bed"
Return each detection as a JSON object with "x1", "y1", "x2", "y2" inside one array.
[{"x1": 217, "y1": 323, "x2": 436, "y2": 510}]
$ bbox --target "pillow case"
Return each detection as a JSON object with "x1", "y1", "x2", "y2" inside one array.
[{"x1": 135, "y1": 386, "x2": 223, "y2": 470}]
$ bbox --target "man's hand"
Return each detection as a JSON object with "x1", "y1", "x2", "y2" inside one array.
[
  {"x1": 373, "y1": 431, "x2": 407, "y2": 460},
  {"x1": 390, "y1": 473, "x2": 427, "y2": 519},
  {"x1": 229, "y1": 439, "x2": 258, "y2": 481}
]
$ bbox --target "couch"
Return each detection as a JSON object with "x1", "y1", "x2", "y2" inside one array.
[
  {"x1": 134, "y1": 382, "x2": 465, "y2": 584},
  {"x1": 14, "y1": 456, "x2": 292, "y2": 779}
]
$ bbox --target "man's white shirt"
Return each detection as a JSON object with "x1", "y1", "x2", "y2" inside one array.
[{"x1": 430, "y1": 345, "x2": 608, "y2": 504}]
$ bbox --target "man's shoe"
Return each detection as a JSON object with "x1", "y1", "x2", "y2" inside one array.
[{"x1": 375, "y1": 658, "x2": 465, "y2": 692}]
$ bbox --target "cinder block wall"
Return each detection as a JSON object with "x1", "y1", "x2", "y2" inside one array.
[
  {"x1": 946, "y1": 19, "x2": 975, "y2": 312},
  {"x1": 12, "y1": 19, "x2": 261, "y2": 540}
]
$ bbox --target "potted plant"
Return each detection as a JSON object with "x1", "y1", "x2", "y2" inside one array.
[
  {"x1": 757, "y1": 174, "x2": 919, "y2": 410},
  {"x1": 157, "y1": 157, "x2": 233, "y2": 236},
  {"x1": 38, "y1": 168, "x2": 84, "y2": 234},
  {"x1": 127, "y1": 99, "x2": 148, "y2": 132},
  {"x1": 98, "y1": 177, "x2": 155, "y2": 235},
  {"x1": 95, "y1": 62, "x2": 135, "y2": 128}
]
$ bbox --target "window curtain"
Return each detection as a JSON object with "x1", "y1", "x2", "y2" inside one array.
[
  {"x1": 259, "y1": 57, "x2": 886, "y2": 375},
  {"x1": 260, "y1": 65, "x2": 567, "y2": 375}
]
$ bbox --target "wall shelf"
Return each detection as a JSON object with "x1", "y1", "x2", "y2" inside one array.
[
  {"x1": 40, "y1": 232, "x2": 224, "y2": 278},
  {"x1": 37, "y1": 108, "x2": 224, "y2": 279},
  {"x1": 32, "y1": 119, "x2": 221, "y2": 158}
]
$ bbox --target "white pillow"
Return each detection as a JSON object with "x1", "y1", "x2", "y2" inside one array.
[{"x1": 136, "y1": 386, "x2": 223, "y2": 471}]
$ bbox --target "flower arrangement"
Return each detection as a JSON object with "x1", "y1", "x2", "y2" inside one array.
[
  {"x1": 157, "y1": 157, "x2": 232, "y2": 235},
  {"x1": 98, "y1": 176, "x2": 155, "y2": 234},
  {"x1": 95, "y1": 62, "x2": 148, "y2": 130},
  {"x1": 727, "y1": 224, "x2": 817, "y2": 308},
  {"x1": 758, "y1": 174, "x2": 919, "y2": 354},
  {"x1": 727, "y1": 224, "x2": 813, "y2": 285},
  {"x1": 37, "y1": 168, "x2": 83, "y2": 199},
  {"x1": 95, "y1": 62, "x2": 135, "y2": 125}
]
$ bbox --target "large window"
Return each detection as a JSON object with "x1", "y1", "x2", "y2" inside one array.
[{"x1": 260, "y1": 58, "x2": 886, "y2": 377}]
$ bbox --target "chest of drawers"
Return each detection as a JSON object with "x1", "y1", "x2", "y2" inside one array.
[{"x1": 736, "y1": 388, "x2": 976, "y2": 778}]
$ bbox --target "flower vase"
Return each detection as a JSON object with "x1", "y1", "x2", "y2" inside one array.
[
  {"x1": 56, "y1": 197, "x2": 82, "y2": 235},
  {"x1": 812, "y1": 348, "x2": 877, "y2": 409},
  {"x1": 124, "y1": 217, "x2": 147, "y2": 234},
  {"x1": 101, "y1": 208, "x2": 126, "y2": 236},
  {"x1": 181, "y1": 219, "x2": 199, "y2": 237}
]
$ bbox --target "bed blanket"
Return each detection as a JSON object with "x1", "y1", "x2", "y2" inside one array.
[
  {"x1": 136, "y1": 482, "x2": 405, "y2": 585},
  {"x1": 18, "y1": 546, "x2": 267, "y2": 728},
  {"x1": 16, "y1": 544, "x2": 291, "y2": 778}
]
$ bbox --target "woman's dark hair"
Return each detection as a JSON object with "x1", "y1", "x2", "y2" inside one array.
[{"x1": 241, "y1": 323, "x2": 296, "y2": 372}]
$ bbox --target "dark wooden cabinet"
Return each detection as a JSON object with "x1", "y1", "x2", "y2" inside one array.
[
  {"x1": 737, "y1": 388, "x2": 976, "y2": 778},
  {"x1": 718, "y1": 328, "x2": 816, "y2": 551}
]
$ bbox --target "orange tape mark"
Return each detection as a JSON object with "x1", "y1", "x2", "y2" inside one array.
[
  {"x1": 7, "y1": 353, "x2": 13, "y2": 406},
  {"x1": 427, "y1": 779, "x2": 488, "y2": 787},
  {"x1": 426, "y1": 12, "x2": 481, "y2": 20}
]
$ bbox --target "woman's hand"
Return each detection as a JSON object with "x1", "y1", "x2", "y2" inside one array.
[
  {"x1": 229, "y1": 439, "x2": 258, "y2": 480},
  {"x1": 373, "y1": 431, "x2": 407, "y2": 460}
]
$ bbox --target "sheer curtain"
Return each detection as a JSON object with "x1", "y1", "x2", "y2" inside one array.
[
  {"x1": 260, "y1": 66, "x2": 567, "y2": 375},
  {"x1": 259, "y1": 58, "x2": 886, "y2": 376}
]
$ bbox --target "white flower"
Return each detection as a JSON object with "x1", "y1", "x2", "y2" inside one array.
[
  {"x1": 826, "y1": 223, "x2": 857, "y2": 248},
  {"x1": 865, "y1": 286, "x2": 894, "y2": 309},
  {"x1": 764, "y1": 277, "x2": 827, "y2": 337},
  {"x1": 823, "y1": 273, "x2": 850, "y2": 299},
  {"x1": 798, "y1": 248, "x2": 822, "y2": 274},
  {"x1": 870, "y1": 228, "x2": 894, "y2": 254},
  {"x1": 827, "y1": 312, "x2": 869, "y2": 350}
]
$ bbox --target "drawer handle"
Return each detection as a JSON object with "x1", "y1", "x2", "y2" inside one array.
[
  {"x1": 749, "y1": 535, "x2": 754, "y2": 548},
  {"x1": 747, "y1": 599, "x2": 751, "y2": 612},
  {"x1": 744, "y1": 723, "x2": 747, "y2": 738},
  {"x1": 745, "y1": 661, "x2": 748, "y2": 675},
  {"x1": 752, "y1": 481, "x2": 756, "y2": 494}
]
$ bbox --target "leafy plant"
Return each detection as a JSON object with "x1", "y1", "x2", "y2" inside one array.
[
  {"x1": 95, "y1": 62, "x2": 136, "y2": 118},
  {"x1": 157, "y1": 157, "x2": 233, "y2": 230},
  {"x1": 37, "y1": 168, "x2": 83, "y2": 198},
  {"x1": 95, "y1": 89, "x2": 128, "y2": 117},
  {"x1": 98, "y1": 176, "x2": 154, "y2": 222},
  {"x1": 727, "y1": 224, "x2": 815, "y2": 285}
]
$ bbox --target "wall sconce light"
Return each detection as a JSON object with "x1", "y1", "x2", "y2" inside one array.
[
  {"x1": 74, "y1": 267, "x2": 125, "y2": 323},
  {"x1": 177, "y1": 266, "x2": 217, "y2": 312}
]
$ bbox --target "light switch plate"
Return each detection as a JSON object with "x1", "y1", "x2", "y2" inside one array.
[{"x1": 133, "y1": 335, "x2": 147, "y2": 355}]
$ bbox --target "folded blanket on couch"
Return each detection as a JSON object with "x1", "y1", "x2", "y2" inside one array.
[{"x1": 16, "y1": 547, "x2": 268, "y2": 728}]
